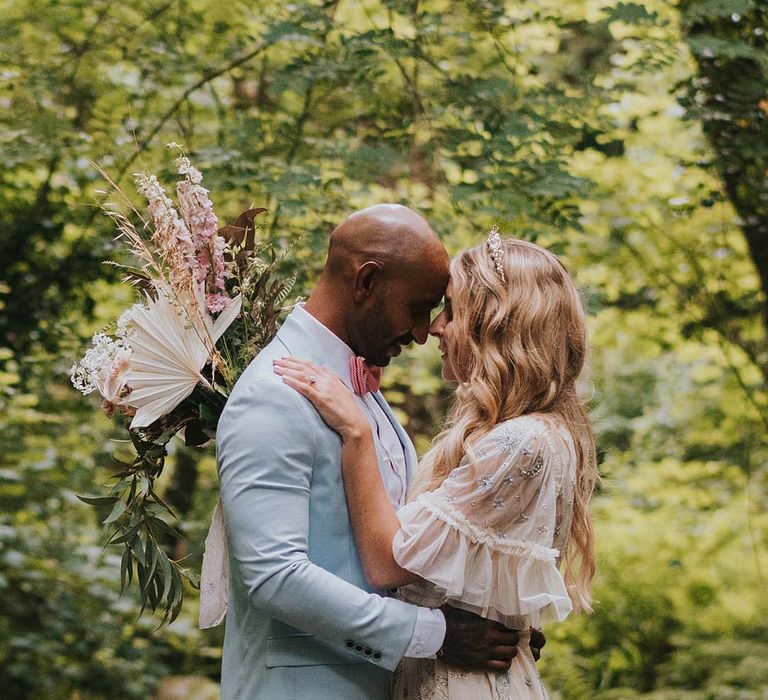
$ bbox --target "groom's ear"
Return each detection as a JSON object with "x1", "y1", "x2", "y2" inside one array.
[{"x1": 352, "y1": 261, "x2": 382, "y2": 302}]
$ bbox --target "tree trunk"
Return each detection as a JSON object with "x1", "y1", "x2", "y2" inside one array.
[{"x1": 680, "y1": 2, "x2": 768, "y2": 329}]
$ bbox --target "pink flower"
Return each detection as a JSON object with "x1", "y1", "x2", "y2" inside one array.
[
  {"x1": 174, "y1": 155, "x2": 231, "y2": 312},
  {"x1": 205, "y1": 293, "x2": 231, "y2": 314},
  {"x1": 212, "y1": 235, "x2": 227, "y2": 287},
  {"x1": 135, "y1": 172, "x2": 196, "y2": 293}
]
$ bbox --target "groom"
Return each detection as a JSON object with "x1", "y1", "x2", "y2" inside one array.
[{"x1": 216, "y1": 204, "x2": 524, "y2": 698}]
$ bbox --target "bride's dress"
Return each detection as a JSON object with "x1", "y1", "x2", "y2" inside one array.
[{"x1": 391, "y1": 414, "x2": 576, "y2": 699}]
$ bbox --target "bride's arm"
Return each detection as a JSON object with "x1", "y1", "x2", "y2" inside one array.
[
  {"x1": 339, "y1": 428, "x2": 422, "y2": 589},
  {"x1": 274, "y1": 357, "x2": 421, "y2": 589}
]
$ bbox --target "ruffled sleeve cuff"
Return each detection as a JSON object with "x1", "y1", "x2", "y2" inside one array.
[{"x1": 392, "y1": 493, "x2": 572, "y2": 628}]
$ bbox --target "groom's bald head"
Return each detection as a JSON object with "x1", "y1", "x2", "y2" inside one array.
[
  {"x1": 306, "y1": 204, "x2": 449, "y2": 366},
  {"x1": 326, "y1": 204, "x2": 443, "y2": 276}
]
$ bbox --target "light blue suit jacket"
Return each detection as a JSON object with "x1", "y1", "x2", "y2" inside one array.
[{"x1": 216, "y1": 310, "x2": 421, "y2": 699}]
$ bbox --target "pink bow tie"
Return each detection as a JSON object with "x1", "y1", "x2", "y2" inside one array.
[{"x1": 349, "y1": 355, "x2": 382, "y2": 396}]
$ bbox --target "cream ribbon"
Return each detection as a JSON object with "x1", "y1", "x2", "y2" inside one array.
[{"x1": 199, "y1": 498, "x2": 229, "y2": 628}]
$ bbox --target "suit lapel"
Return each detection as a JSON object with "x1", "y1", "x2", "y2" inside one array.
[{"x1": 276, "y1": 311, "x2": 418, "y2": 485}]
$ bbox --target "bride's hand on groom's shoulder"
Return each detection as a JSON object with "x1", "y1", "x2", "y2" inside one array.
[{"x1": 273, "y1": 357, "x2": 369, "y2": 440}]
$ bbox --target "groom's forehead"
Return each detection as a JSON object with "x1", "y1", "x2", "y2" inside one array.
[
  {"x1": 398, "y1": 278, "x2": 446, "y2": 309},
  {"x1": 386, "y1": 249, "x2": 448, "y2": 304}
]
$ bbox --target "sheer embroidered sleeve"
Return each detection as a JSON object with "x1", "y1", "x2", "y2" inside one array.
[{"x1": 392, "y1": 416, "x2": 573, "y2": 628}]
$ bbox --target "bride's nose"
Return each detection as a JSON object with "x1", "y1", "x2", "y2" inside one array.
[{"x1": 429, "y1": 310, "x2": 446, "y2": 337}]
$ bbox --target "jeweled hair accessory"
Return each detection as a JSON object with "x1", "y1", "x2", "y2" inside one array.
[{"x1": 486, "y1": 225, "x2": 506, "y2": 281}]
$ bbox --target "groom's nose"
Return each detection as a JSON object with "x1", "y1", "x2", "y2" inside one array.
[
  {"x1": 412, "y1": 328, "x2": 428, "y2": 345},
  {"x1": 411, "y1": 320, "x2": 431, "y2": 345}
]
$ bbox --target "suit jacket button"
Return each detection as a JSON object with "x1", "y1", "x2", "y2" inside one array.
[
  {"x1": 372, "y1": 651, "x2": 382, "y2": 661},
  {"x1": 354, "y1": 644, "x2": 364, "y2": 653},
  {"x1": 344, "y1": 640, "x2": 355, "y2": 649},
  {"x1": 363, "y1": 647, "x2": 373, "y2": 656}
]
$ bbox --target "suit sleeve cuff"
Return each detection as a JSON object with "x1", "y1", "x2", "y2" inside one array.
[{"x1": 403, "y1": 607, "x2": 446, "y2": 658}]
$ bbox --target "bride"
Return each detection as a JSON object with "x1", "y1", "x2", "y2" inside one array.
[{"x1": 274, "y1": 231, "x2": 598, "y2": 699}]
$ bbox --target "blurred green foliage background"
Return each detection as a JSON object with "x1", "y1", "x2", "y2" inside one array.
[{"x1": 1, "y1": 0, "x2": 766, "y2": 698}]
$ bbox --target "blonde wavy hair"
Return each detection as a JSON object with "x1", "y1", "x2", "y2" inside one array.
[{"x1": 410, "y1": 237, "x2": 598, "y2": 613}]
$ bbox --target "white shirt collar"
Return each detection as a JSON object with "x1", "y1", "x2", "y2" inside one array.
[{"x1": 291, "y1": 304, "x2": 355, "y2": 387}]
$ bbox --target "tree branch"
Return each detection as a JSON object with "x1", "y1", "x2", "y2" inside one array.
[
  {"x1": 112, "y1": 41, "x2": 270, "y2": 186},
  {"x1": 82, "y1": 39, "x2": 270, "y2": 229}
]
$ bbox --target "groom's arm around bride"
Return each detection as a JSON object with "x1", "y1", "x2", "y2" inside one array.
[{"x1": 218, "y1": 369, "x2": 417, "y2": 698}]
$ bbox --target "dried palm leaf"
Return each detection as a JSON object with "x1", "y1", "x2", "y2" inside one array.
[{"x1": 125, "y1": 285, "x2": 241, "y2": 428}]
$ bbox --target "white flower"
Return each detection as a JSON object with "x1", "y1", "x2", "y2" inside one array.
[
  {"x1": 71, "y1": 332, "x2": 132, "y2": 401},
  {"x1": 116, "y1": 303, "x2": 143, "y2": 339}
]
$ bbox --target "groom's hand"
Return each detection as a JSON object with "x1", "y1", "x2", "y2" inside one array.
[
  {"x1": 530, "y1": 627, "x2": 546, "y2": 661},
  {"x1": 439, "y1": 605, "x2": 520, "y2": 672}
]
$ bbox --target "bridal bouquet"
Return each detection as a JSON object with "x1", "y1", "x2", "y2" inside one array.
[{"x1": 71, "y1": 146, "x2": 295, "y2": 623}]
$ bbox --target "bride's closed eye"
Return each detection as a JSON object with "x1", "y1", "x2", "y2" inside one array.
[
  {"x1": 432, "y1": 296, "x2": 452, "y2": 320},
  {"x1": 436, "y1": 298, "x2": 452, "y2": 322}
]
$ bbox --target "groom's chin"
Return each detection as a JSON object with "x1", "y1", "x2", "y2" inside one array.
[
  {"x1": 364, "y1": 340, "x2": 407, "y2": 367},
  {"x1": 369, "y1": 355, "x2": 391, "y2": 368}
]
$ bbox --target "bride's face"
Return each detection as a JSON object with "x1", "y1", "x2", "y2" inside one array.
[{"x1": 429, "y1": 279, "x2": 469, "y2": 383}]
